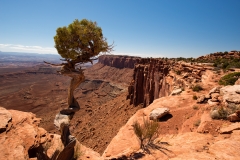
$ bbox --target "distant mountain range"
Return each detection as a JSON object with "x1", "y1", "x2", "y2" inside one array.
[{"x1": 0, "y1": 52, "x2": 62, "y2": 63}]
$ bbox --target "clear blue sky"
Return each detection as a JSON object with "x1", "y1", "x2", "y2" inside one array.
[{"x1": 0, "y1": 0, "x2": 239, "y2": 58}]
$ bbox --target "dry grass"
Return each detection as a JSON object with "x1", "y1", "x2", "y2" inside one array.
[{"x1": 133, "y1": 117, "x2": 160, "y2": 153}]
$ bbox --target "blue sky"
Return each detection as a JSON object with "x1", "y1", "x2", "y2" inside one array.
[{"x1": 0, "y1": 0, "x2": 239, "y2": 58}]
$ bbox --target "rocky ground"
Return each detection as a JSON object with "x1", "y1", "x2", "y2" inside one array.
[
  {"x1": 1, "y1": 55, "x2": 240, "y2": 159},
  {"x1": 0, "y1": 59, "x2": 139, "y2": 154}
]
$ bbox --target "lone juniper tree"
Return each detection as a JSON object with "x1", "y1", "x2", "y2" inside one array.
[
  {"x1": 46, "y1": 19, "x2": 113, "y2": 113},
  {"x1": 43, "y1": 19, "x2": 113, "y2": 158}
]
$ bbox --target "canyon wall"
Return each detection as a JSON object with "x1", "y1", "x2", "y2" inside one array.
[
  {"x1": 127, "y1": 58, "x2": 207, "y2": 107},
  {"x1": 127, "y1": 58, "x2": 173, "y2": 107},
  {"x1": 98, "y1": 55, "x2": 140, "y2": 69},
  {"x1": 98, "y1": 55, "x2": 207, "y2": 108}
]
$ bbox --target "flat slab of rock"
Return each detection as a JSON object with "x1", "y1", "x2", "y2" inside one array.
[
  {"x1": 0, "y1": 107, "x2": 12, "y2": 133},
  {"x1": 209, "y1": 86, "x2": 221, "y2": 95},
  {"x1": 220, "y1": 85, "x2": 240, "y2": 104},
  {"x1": 149, "y1": 108, "x2": 170, "y2": 120},
  {"x1": 170, "y1": 89, "x2": 182, "y2": 96},
  {"x1": 208, "y1": 99, "x2": 219, "y2": 106},
  {"x1": 220, "y1": 122, "x2": 240, "y2": 134}
]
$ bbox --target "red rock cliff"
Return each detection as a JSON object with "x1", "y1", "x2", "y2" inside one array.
[
  {"x1": 98, "y1": 55, "x2": 140, "y2": 69},
  {"x1": 127, "y1": 58, "x2": 207, "y2": 107}
]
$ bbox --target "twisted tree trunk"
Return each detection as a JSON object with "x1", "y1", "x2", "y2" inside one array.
[{"x1": 68, "y1": 73, "x2": 85, "y2": 108}]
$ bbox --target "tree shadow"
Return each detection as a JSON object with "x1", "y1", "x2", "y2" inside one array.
[{"x1": 158, "y1": 114, "x2": 173, "y2": 122}]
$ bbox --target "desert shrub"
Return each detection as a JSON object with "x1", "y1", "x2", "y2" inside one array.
[
  {"x1": 227, "y1": 103, "x2": 240, "y2": 114},
  {"x1": 133, "y1": 118, "x2": 159, "y2": 152},
  {"x1": 193, "y1": 105, "x2": 199, "y2": 110},
  {"x1": 219, "y1": 72, "x2": 240, "y2": 86},
  {"x1": 210, "y1": 106, "x2": 229, "y2": 119},
  {"x1": 192, "y1": 95, "x2": 197, "y2": 100},
  {"x1": 194, "y1": 119, "x2": 201, "y2": 127},
  {"x1": 192, "y1": 84, "x2": 203, "y2": 92},
  {"x1": 73, "y1": 144, "x2": 83, "y2": 160}
]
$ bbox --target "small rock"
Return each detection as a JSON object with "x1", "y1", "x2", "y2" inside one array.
[
  {"x1": 205, "y1": 94, "x2": 211, "y2": 99},
  {"x1": 149, "y1": 108, "x2": 170, "y2": 120},
  {"x1": 209, "y1": 86, "x2": 221, "y2": 95},
  {"x1": 208, "y1": 99, "x2": 219, "y2": 106},
  {"x1": 197, "y1": 95, "x2": 205, "y2": 103},
  {"x1": 170, "y1": 88, "x2": 182, "y2": 96},
  {"x1": 211, "y1": 98, "x2": 219, "y2": 102}
]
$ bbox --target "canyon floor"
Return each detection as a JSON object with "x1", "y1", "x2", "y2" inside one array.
[
  {"x1": 0, "y1": 62, "x2": 141, "y2": 154},
  {"x1": 1, "y1": 56, "x2": 240, "y2": 159}
]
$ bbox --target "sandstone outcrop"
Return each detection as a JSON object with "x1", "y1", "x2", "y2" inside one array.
[
  {"x1": 149, "y1": 107, "x2": 170, "y2": 120},
  {"x1": 0, "y1": 107, "x2": 101, "y2": 160},
  {"x1": 103, "y1": 94, "x2": 240, "y2": 160},
  {"x1": 196, "y1": 50, "x2": 240, "y2": 62},
  {"x1": 220, "y1": 85, "x2": 240, "y2": 104},
  {"x1": 127, "y1": 59, "x2": 207, "y2": 107}
]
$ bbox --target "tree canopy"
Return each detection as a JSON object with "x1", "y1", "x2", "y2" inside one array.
[{"x1": 54, "y1": 19, "x2": 113, "y2": 65}]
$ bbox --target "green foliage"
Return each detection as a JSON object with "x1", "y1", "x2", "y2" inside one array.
[
  {"x1": 192, "y1": 95, "x2": 198, "y2": 100},
  {"x1": 210, "y1": 106, "x2": 229, "y2": 119},
  {"x1": 133, "y1": 118, "x2": 159, "y2": 151},
  {"x1": 219, "y1": 72, "x2": 240, "y2": 86},
  {"x1": 192, "y1": 84, "x2": 203, "y2": 92},
  {"x1": 54, "y1": 19, "x2": 112, "y2": 62}
]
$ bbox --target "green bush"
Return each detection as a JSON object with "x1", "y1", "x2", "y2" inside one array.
[
  {"x1": 219, "y1": 72, "x2": 240, "y2": 86},
  {"x1": 192, "y1": 95, "x2": 197, "y2": 100},
  {"x1": 192, "y1": 84, "x2": 203, "y2": 92},
  {"x1": 210, "y1": 107, "x2": 229, "y2": 119}
]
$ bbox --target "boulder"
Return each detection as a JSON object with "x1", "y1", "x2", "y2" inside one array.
[
  {"x1": 220, "y1": 85, "x2": 240, "y2": 104},
  {"x1": 227, "y1": 113, "x2": 240, "y2": 122},
  {"x1": 0, "y1": 107, "x2": 12, "y2": 133},
  {"x1": 211, "y1": 93, "x2": 220, "y2": 99},
  {"x1": 170, "y1": 88, "x2": 182, "y2": 96},
  {"x1": 149, "y1": 107, "x2": 170, "y2": 120}
]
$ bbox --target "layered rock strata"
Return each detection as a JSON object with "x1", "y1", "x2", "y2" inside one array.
[
  {"x1": 98, "y1": 55, "x2": 140, "y2": 69},
  {"x1": 127, "y1": 59, "x2": 207, "y2": 107}
]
